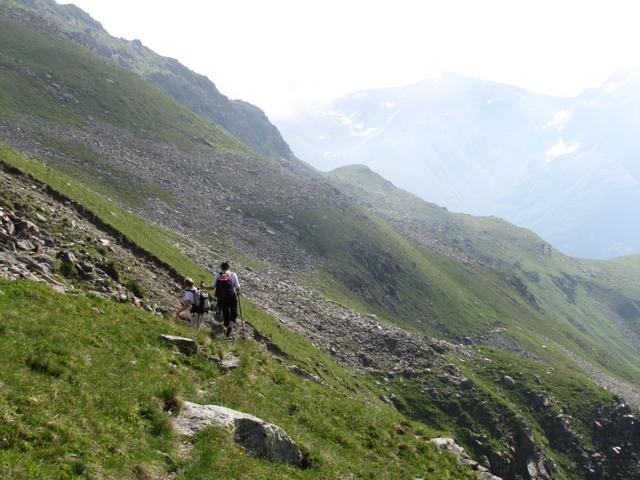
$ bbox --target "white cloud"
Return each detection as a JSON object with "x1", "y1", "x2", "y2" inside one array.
[
  {"x1": 603, "y1": 72, "x2": 639, "y2": 93},
  {"x1": 58, "y1": 0, "x2": 640, "y2": 117},
  {"x1": 380, "y1": 102, "x2": 396, "y2": 109},
  {"x1": 545, "y1": 138, "x2": 579, "y2": 164},
  {"x1": 604, "y1": 81, "x2": 626, "y2": 93}
]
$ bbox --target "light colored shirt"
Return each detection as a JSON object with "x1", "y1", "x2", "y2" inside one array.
[
  {"x1": 183, "y1": 288, "x2": 197, "y2": 304},
  {"x1": 212, "y1": 271, "x2": 240, "y2": 290}
]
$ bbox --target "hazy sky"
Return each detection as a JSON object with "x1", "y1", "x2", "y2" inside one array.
[{"x1": 59, "y1": 0, "x2": 640, "y2": 117}]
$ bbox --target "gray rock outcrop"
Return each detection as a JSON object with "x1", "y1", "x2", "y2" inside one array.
[
  {"x1": 175, "y1": 401, "x2": 303, "y2": 466},
  {"x1": 219, "y1": 352, "x2": 241, "y2": 371},
  {"x1": 430, "y1": 437, "x2": 503, "y2": 480}
]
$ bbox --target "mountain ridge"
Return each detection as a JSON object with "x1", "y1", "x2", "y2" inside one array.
[
  {"x1": 277, "y1": 74, "x2": 640, "y2": 259},
  {"x1": 0, "y1": 0, "x2": 295, "y2": 160}
]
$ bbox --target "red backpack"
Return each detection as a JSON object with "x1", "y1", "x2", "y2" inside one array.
[{"x1": 215, "y1": 272, "x2": 235, "y2": 299}]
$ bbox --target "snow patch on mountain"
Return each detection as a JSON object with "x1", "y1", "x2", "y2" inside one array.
[
  {"x1": 543, "y1": 110, "x2": 573, "y2": 132},
  {"x1": 326, "y1": 110, "x2": 380, "y2": 138},
  {"x1": 545, "y1": 138, "x2": 579, "y2": 164},
  {"x1": 351, "y1": 127, "x2": 378, "y2": 137}
]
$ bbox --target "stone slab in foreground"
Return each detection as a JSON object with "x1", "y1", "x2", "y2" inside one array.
[
  {"x1": 176, "y1": 401, "x2": 303, "y2": 466},
  {"x1": 159, "y1": 334, "x2": 197, "y2": 354}
]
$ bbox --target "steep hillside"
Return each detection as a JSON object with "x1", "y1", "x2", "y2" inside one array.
[
  {"x1": 3, "y1": 141, "x2": 639, "y2": 480},
  {"x1": 328, "y1": 164, "x2": 640, "y2": 391},
  {"x1": 0, "y1": 156, "x2": 484, "y2": 480},
  {"x1": 0, "y1": 0, "x2": 294, "y2": 160},
  {"x1": 2, "y1": 5, "x2": 640, "y2": 478},
  {"x1": 277, "y1": 74, "x2": 640, "y2": 259},
  {"x1": 1, "y1": 2, "x2": 639, "y2": 399}
]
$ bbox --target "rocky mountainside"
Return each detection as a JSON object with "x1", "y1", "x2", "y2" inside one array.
[
  {"x1": 276, "y1": 73, "x2": 640, "y2": 259},
  {"x1": 0, "y1": 0, "x2": 294, "y2": 161},
  {"x1": 328, "y1": 164, "x2": 640, "y2": 402},
  {"x1": 3, "y1": 149, "x2": 640, "y2": 480},
  {"x1": 1, "y1": 4, "x2": 640, "y2": 478},
  {"x1": 1, "y1": 167, "x2": 493, "y2": 478},
  {"x1": 0, "y1": 162, "x2": 185, "y2": 311}
]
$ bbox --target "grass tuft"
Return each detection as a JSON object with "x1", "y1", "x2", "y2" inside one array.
[
  {"x1": 25, "y1": 353, "x2": 65, "y2": 378},
  {"x1": 124, "y1": 277, "x2": 145, "y2": 298}
]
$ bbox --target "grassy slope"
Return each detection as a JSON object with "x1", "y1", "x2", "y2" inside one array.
[
  {"x1": 0, "y1": 15, "x2": 252, "y2": 154},
  {"x1": 0, "y1": 131, "x2": 485, "y2": 478},
  {"x1": 0, "y1": 70, "x2": 624, "y2": 478},
  {"x1": 0, "y1": 12, "x2": 634, "y2": 475},
  {"x1": 327, "y1": 165, "x2": 640, "y2": 385},
  {"x1": 0, "y1": 147, "x2": 476, "y2": 477},
  {"x1": 0, "y1": 120, "x2": 621, "y2": 480},
  {"x1": 0, "y1": 15, "x2": 550, "y2": 342},
  {"x1": 0, "y1": 279, "x2": 476, "y2": 480},
  {"x1": 1, "y1": 11, "x2": 617, "y2": 381},
  {"x1": 586, "y1": 255, "x2": 640, "y2": 333}
]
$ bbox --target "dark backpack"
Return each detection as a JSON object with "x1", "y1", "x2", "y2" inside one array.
[
  {"x1": 189, "y1": 288, "x2": 211, "y2": 314},
  {"x1": 215, "y1": 272, "x2": 235, "y2": 299}
]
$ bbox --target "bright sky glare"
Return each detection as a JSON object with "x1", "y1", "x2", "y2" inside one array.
[{"x1": 58, "y1": 0, "x2": 640, "y2": 117}]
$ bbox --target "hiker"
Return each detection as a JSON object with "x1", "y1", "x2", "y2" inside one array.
[
  {"x1": 176, "y1": 277, "x2": 209, "y2": 329},
  {"x1": 202, "y1": 262, "x2": 240, "y2": 337}
]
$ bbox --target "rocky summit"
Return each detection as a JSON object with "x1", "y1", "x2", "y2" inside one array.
[{"x1": 0, "y1": 1, "x2": 639, "y2": 479}]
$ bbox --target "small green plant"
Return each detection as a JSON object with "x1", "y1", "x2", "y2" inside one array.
[
  {"x1": 139, "y1": 400, "x2": 172, "y2": 437},
  {"x1": 131, "y1": 464, "x2": 153, "y2": 480},
  {"x1": 124, "y1": 278, "x2": 145, "y2": 298},
  {"x1": 57, "y1": 259, "x2": 77, "y2": 278},
  {"x1": 157, "y1": 385, "x2": 180, "y2": 414},
  {"x1": 25, "y1": 353, "x2": 65, "y2": 378},
  {"x1": 0, "y1": 196, "x2": 14, "y2": 210},
  {"x1": 101, "y1": 259, "x2": 120, "y2": 282}
]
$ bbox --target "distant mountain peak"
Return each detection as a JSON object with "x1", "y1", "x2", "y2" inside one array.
[{"x1": 277, "y1": 72, "x2": 640, "y2": 258}]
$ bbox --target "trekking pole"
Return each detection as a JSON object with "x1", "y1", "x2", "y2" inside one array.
[{"x1": 237, "y1": 294, "x2": 246, "y2": 336}]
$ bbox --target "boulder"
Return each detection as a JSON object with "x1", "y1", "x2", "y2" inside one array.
[
  {"x1": 526, "y1": 456, "x2": 551, "y2": 480},
  {"x1": 58, "y1": 250, "x2": 78, "y2": 264},
  {"x1": 176, "y1": 401, "x2": 303, "y2": 466},
  {"x1": 159, "y1": 334, "x2": 197, "y2": 354},
  {"x1": 502, "y1": 375, "x2": 516, "y2": 388},
  {"x1": 287, "y1": 364, "x2": 323, "y2": 384},
  {"x1": 518, "y1": 427, "x2": 537, "y2": 455},
  {"x1": 219, "y1": 352, "x2": 241, "y2": 371},
  {"x1": 4, "y1": 222, "x2": 15, "y2": 236},
  {"x1": 430, "y1": 438, "x2": 503, "y2": 480},
  {"x1": 15, "y1": 219, "x2": 39, "y2": 236},
  {"x1": 15, "y1": 239, "x2": 35, "y2": 251}
]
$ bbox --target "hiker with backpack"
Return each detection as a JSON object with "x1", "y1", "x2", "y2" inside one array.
[
  {"x1": 176, "y1": 277, "x2": 211, "y2": 329},
  {"x1": 201, "y1": 262, "x2": 241, "y2": 337}
]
